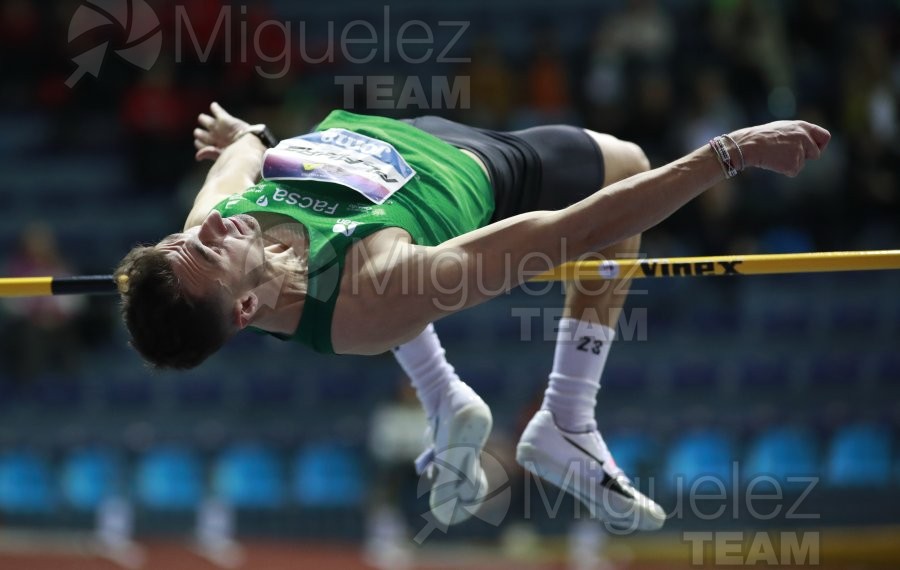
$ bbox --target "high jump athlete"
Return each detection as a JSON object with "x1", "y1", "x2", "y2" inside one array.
[{"x1": 115, "y1": 102, "x2": 829, "y2": 530}]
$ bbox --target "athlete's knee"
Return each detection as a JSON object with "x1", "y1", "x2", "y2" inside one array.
[
  {"x1": 625, "y1": 141, "x2": 650, "y2": 175},
  {"x1": 605, "y1": 139, "x2": 649, "y2": 185},
  {"x1": 583, "y1": 130, "x2": 651, "y2": 184},
  {"x1": 620, "y1": 140, "x2": 651, "y2": 178}
]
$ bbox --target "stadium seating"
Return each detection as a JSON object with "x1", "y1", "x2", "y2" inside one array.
[
  {"x1": 601, "y1": 363, "x2": 649, "y2": 395},
  {"x1": 135, "y1": 445, "x2": 203, "y2": 510},
  {"x1": 176, "y1": 374, "x2": 224, "y2": 409},
  {"x1": 743, "y1": 427, "x2": 819, "y2": 487},
  {"x1": 826, "y1": 424, "x2": 892, "y2": 487},
  {"x1": 877, "y1": 351, "x2": 900, "y2": 386},
  {"x1": 809, "y1": 355, "x2": 863, "y2": 389},
  {"x1": 688, "y1": 307, "x2": 739, "y2": 337},
  {"x1": 292, "y1": 443, "x2": 365, "y2": 507},
  {"x1": 0, "y1": 450, "x2": 55, "y2": 513},
  {"x1": 606, "y1": 432, "x2": 656, "y2": 479},
  {"x1": 104, "y1": 376, "x2": 154, "y2": 410},
  {"x1": 663, "y1": 430, "x2": 735, "y2": 490},
  {"x1": 738, "y1": 357, "x2": 791, "y2": 391},
  {"x1": 213, "y1": 443, "x2": 284, "y2": 508},
  {"x1": 31, "y1": 375, "x2": 83, "y2": 408},
  {"x1": 670, "y1": 361, "x2": 720, "y2": 392},
  {"x1": 61, "y1": 447, "x2": 122, "y2": 510},
  {"x1": 760, "y1": 305, "x2": 812, "y2": 338},
  {"x1": 243, "y1": 374, "x2": 297, "y2": 408}
]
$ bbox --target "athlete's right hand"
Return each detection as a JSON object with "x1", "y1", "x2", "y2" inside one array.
[
  {"x1": 193, "y1": 102, "x2": 251, "y2": 162},
  {"x1": 728, "y1": 120, "x2": 831, "y2": 178}
]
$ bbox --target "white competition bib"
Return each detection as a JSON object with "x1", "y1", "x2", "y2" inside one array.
[{"x1": 262, "y1": 128, "x2": 416, "y2": 205}]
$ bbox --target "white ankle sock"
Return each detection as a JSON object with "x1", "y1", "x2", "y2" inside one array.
[
  {"x1": 541, "y1": 318, "x2": 615, "y2": 433},
  {"x1": 392, "y1": 323, "x2": 460, "y2": 418}
]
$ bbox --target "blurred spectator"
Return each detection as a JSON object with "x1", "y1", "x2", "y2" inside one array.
[
  {"x1": 365, "y1": 380, "x2": 425, "y2": 569},
  {"x1": 120, "y1": 61, "x2": 195, "y2": 191},
  {"x1": 708, "y1": 0, "x2": 792, "y2": 121},
  {"x1": 583, "y1": 27, "x2": 628, "y2": 135},
  {"x1": 0, "y1": 0, "x2": 42, "y2": 97},
  {"x1": 585, "y1": 0, "x2": 676, "y2": 153},
  {"x1": 678, "y1": 68, "x2": 746, "y2": 152},
  {"x1": 840, "y1": 28, "x2": 895, "y2": 143},
  {"x1": 519, "y1": 29, "x2": 574, "y2": 126},
  {"x1": 2, "y1": 0, "x2": 892, "y2": 250},
  {"x1": 605, "y1": 0, "x2": 675, "y2": 66},
  {"x1": 838, "y1": 27, "x2": 900, "y2": 246},
  {"x1": 672, "y1": 68, "x2": 747, "y2": 252},
  {"x1": 1, "y1": 224, "x2": 85, "y2": 380},
  {"x1": 624, "y1": 68, "x2": 675, "y2": 159},
  {"x1": 460, "y1": 36, "x2": 518, "y2": 128}
]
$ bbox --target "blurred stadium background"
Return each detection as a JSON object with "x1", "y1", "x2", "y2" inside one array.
[{"x1": 0, "y1": 0, "x2": 898, "y2": 568}]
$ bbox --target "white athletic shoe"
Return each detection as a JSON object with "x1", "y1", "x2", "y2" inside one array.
[
  {"x1": 516, "y1": 410, "x2": 666, "y2": 531},
  {"x1": 415, "y1": 381, "x2": 492, "y2": 527}
]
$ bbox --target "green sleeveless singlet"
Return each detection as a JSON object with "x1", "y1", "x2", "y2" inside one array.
[{"x1": 213, "y1": 110, "x2": 493, "y2": 353}]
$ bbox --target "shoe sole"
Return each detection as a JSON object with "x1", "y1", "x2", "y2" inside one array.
[
  {"x1": 517, "y1": 440, "x2": 659, "y2": 530},
  {"x1": 429, "y1": 401, "x2": 493, "y2": 526}
]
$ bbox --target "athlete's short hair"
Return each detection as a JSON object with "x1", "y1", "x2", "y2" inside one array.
[{"x1": 115, "y1": 245, "x2": 232, "y2": 370}]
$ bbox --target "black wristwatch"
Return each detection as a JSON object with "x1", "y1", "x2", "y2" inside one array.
[{"x1": 239, "y1": 124, "x2": 279, "y2": 148}]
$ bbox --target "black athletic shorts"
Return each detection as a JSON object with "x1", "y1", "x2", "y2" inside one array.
[{"x1": 402, "y1": 116, "x2": 606, "y2": 222}]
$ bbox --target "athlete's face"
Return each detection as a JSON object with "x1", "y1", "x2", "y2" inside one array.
[{"x1": 157, "y1": 210, "x2": 265, "y2": 301}]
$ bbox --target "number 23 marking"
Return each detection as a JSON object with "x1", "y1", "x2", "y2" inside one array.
[{"x1": 576, "y1": 337, "x2": 603, "y2": 355}]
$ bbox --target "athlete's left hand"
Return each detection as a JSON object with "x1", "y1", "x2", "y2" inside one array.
[{"x1": 193, "y1": 102, "x2": 250, "y2": 162}]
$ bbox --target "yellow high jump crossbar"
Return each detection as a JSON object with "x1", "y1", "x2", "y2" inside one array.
[
  {"x1": 531, "y1": 249, "x2": 900, "y2": 282},
  {"x1": 0, "y1": 250, "x2": 898, "y2": 297}
]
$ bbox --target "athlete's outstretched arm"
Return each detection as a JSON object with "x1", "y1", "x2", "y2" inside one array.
[
  {"x1": 398, "y1": 120, "x2": 830, "y2": 325},
  {"x1": 183, "y1": 103, "x2": 266, "y2": 230}
]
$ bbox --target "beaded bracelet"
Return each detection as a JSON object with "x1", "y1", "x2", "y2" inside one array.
[
  {"x1": 722, "y1": 134, "x2": 745, "y2": 171},
  {"x1": 709, "y1": 135, "x2": 739, "y2": 179}
]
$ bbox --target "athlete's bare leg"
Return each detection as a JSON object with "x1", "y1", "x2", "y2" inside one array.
[
  {"x1": 517, "y1": 134, "x2": 666, "y2": 531},
  {"x1": 564, "y1": 131, "x2": 649, "y2": 328}
]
